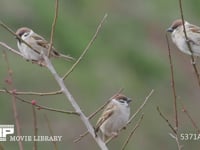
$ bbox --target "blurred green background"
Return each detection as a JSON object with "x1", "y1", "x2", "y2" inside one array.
[{"x1": 1, "y1": 0, "x2": 200, "y2": 149}]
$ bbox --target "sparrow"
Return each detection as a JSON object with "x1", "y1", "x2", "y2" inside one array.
[
  {"x1": 94, "y1": 94, "x2": 131, "y2": 142},
  {"x1": 15, "y1": 27, "x2": 74, "y2": 65},
  {"x1": 167, "y1": 19, "x2": 200, "y2": 56}
]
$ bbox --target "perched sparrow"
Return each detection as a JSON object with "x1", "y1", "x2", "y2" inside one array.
[
  {"x1": 15, "y1": 27, "x2": 74, "y2": 65},
  {"x1": 167, "y1": 19, "x2": 200, "y2": 56},
  {"x1": 94, "y1": 94, "x2": 131, "y2": 142}
]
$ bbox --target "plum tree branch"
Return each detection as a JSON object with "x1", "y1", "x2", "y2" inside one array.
[{"x1": 43, "y1": 55, "x2": 108, "y2": 150}]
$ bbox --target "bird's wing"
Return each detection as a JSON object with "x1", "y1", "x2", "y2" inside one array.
[
  {"x1": 26, "y1": 33, "x2": 49, "y2": 54},
  {"x1": 31, "y1": 33, "x2": 50, "y2": 48},
  {"x1": 30, "y1": 33, "x2": 57, "y2": 54},
  {"x1": 30, "y1": 33, "x2": 73, "y2": 60},
  {"x1": 187, "y1": 24, "x2": 200, "y2": 46},
  {"x1": 94, "y1": 103, "x2": 116, "y2": 133}
]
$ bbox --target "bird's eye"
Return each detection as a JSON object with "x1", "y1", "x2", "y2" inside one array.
[{"x1": 119, "y1": 100, "x2": 125, "y2": 103}]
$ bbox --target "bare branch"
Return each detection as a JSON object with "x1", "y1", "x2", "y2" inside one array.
[
  {"x1": 43, "y1": 55, "x2": 108, "y2": 150},
  {"x1": 0, "y1": 21, "x2": 18, "y2": 36},
  {"x1": 62, "y1": 13, "x2": 108, "y2": 80},
  {"x1": 165, "y1": 34, "x2": 178, "y2": 129},
  {"x1": 43, "y1": 15, "x2": 109, "y2": 150},
  {"x1": 73, "y1": 130, "x2": 89, "y2": 143},
  {"x1": 128, "y1": 89, "x2": 154, "y2": 125},
  {"x1": 169, "y1": 133, "x2": 183, "y2": 150},
  {"x1": 0, "y1": 89, "x2": 62, "y2": 96},
  {"x1": 157, "y1": 107, "x2": 177, "y2": 134},
  {"x1": 12, "y1": 96, "x2": 24, "y2": 150},
  {"x1": 48, "y1": 0, "x2": 59, "y2": 57},
  {"x1": 181, "y1": 105, "x2": 200, "y2": 133},
  {"x1": 4, "y1": 89, "x2": 79, "y2": 115},
  {"x1": 178, "y1": 0, "x2": 200, "y2": 87},
  {"x1": 32, "y1": 106, "x2": 38, "y2": 150},
  {"x1": 121, "y1": 114, "x2": 144, "y2": 150},
  {"x1": 2, "y1": 51, "x2": 24, "y2": 150},
  {"x1": 157, "y1": 107, "x2": 183, "y2": 149},
  {"x1": 0, "y1": 42, "x2": 22, "y2": 57}
]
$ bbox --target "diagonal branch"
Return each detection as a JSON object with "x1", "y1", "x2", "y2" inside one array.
[
  {"x1": 128, "y1": 89, "x2": 154, "y2": 125},
  {"x1": 62, "y1": 13, "x2": 108, "y2": 80},
  {"x1": 157, "y1": 106, "x2": 177, "y2": 134},
  {"x1": 181, "y1": 104, "x2": 200, "y2": 133},
  {"x1": 178, "y1": 0, "x2": 200, "y2": 87},
  {"x1": 157, "y1": 106, "x2": 183, "y2": 149},
  {"x1": 121, "y1": 114, "x2": 144, "y2": 150},
  {"x1": 43, "y1": 54, "x2": 108, "y2": 150},
  {"x1": 0, "y1": 41, "x2": 22, "y2": 57}
]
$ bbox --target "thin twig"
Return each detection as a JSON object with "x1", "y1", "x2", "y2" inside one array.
[
  {"x1": 181, "y1": 105, "x2": 200, "y2": 133},
  {"x1": 73, "y1": 130, "x2": 89, "y2": 143},
  {"x1": 2, "y1": 50, "x2": 12, "y2": 75},
  {"x1": 4, "y1": 89, "x2": 79, "y2": 115},
  {"x1": 32, "y1": 106, "x2": 38, "y2": 150},
  {"x1": 121, "y1": 114, "x2": 144, "y2": 150},
  {"x1": 62, "y1": 13, "x2": 108, "y2": 80},
  {"x1": 0, "y1": 89, "x2": 62, "y2": 96},
  {"x1": 169, "y1": 133, "x2": 183, "y2": 150},
  {"x1": 178, "y1": 0, "x2": 200, "y2": 87},
  {"x1": 12, "y1": 96, "x2": 24, "y2": 150},
  {"x1": 44, "y1": 114, "x2": 58, "y2": 150},
  {"x1": 48, "y1": 0, "x2": 59, "y2": 57},
  {"x1": 2, "y1": 51, "x2": 24, "y2": 150},
  {"x1": 0, "y1": 21, "x2": 19, "y2": 36},
  {"x1": 128, "y1": 89, "x2": 154, "y2": 124},
  {"x1": 178, "y1": 0, "x2": 194, "y2": 57},
  {"x1": 0, "y1": 42, "x2": 22, "y2": 57},
  {"x1": 157, "y1": 106, "x2": 183, "y2": 150},
  {"x1": 165, "y1": 34, "x2": 178, "y2": 129},
  {"x1": 157, "y1": 107, "x2": 177, "y2": 134}
]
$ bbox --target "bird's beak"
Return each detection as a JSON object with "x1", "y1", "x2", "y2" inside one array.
[
  {"x1": 127, "y1": 98, "x2": 132, "y2": 103},
  {"x1": 167, "y1": 27, "x2": 173, "y2": 33}
]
